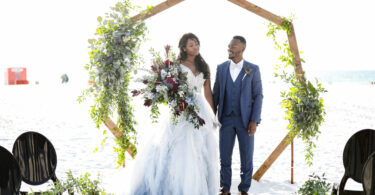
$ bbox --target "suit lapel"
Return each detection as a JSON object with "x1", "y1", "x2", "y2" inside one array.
[
  {"x1": 221, "y1": 61, "x2": 230, "y2": 95},
  {"x1": 241, "y1": 61, "x2": 250, "y2": 90}
]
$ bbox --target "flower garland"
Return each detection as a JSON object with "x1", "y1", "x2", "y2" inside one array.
[
  {"x1": 78, "y1": 0, "x2": 147, "y2": 166},
  {"x1": 267, "y1": 16, "x2": 327, "y2": 166}
]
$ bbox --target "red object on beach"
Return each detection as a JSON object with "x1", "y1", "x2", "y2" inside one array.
[{"x1": 6, "y1": 67, "x2": 28, "y2": 85}]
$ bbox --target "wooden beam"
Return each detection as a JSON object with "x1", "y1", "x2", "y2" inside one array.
[
  {"x1": 253, "y1": 131, "x2": 297, "y2": 181},
  {"x1": 104, "y1": 118, "x2": 135, "y2": 158},
  {"x1": 227, "y1": 0, "x2": 305, "y2": 82},
  {"x1": 131, "y1": 0, "x2": 184, "y2": 21},
  {"x1": 287, "y1": 24, "x2": 305, "y2": 82},
  {"x1": 227, "y1": 0, "x2": 283, "y2": 26}
]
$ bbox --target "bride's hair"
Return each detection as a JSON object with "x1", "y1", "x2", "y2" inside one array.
[{"x1": 178, "y1": 33, "x2": 210, "y2": 79}]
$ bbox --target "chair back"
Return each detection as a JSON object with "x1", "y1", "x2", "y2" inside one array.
[
  {"x1": 343, "y1": 129, "x2": 375, "y2": 182},
  {"x1": 363, "y1": 151, "x2": 375, "y2": 195},
  {"x1": 12, "y1": 131, "x2": 57, "y2": 185},
  {"x1": 0, "y1": 145, "x2": 22, "y2": 194}
]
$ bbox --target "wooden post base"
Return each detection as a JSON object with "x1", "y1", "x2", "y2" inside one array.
[{"x1": 253, "y1": 131, "x2": 297, "y2": 181}]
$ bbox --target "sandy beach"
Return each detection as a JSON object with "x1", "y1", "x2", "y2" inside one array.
[{"x1": 1, "y1": 81, "x2": 375, "y2": 194}]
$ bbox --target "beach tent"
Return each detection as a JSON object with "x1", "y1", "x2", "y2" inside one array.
[{"x1": 5, "y1": 67, "x2": 29, "y2": 85}]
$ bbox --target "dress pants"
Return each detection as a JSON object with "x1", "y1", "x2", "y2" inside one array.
[{"x1": 219, "y1": 113, "x2": 254, "y2": 192}]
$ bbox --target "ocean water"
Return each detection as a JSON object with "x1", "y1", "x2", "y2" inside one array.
[{"x1": 306, "y1": 70, "x2": 375, "y2": 84}]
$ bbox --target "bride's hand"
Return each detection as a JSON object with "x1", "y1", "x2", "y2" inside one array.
[{"x1": 213, "y1": 121, "x2": 221, "y2": 129}]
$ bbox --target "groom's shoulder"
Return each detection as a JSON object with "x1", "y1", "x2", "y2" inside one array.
[
  {"x1": 244, "y1": 60, "x2": 260, "y2": 70},
  {"x1": 217, "y1": 60, "x2": 230, "y2": 68}
]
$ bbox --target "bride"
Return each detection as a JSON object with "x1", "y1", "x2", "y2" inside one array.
[{"x1": 129, "y1": 33, "x2": 219, "y2": 195}]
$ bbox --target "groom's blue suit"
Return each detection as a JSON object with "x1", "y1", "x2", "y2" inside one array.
[{"x1": 213, "y1": 60, "x2": 263, "y2": 192}]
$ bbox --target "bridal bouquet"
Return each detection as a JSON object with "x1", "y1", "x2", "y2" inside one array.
[{"x1": 131, "y1": 45, "x2": 205, "y2": 129}]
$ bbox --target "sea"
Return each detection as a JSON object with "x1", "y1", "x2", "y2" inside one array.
[{"x1": 306, "y1": 70, "x2": 375, "y2": 84}]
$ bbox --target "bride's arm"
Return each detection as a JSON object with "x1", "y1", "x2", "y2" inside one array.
[{"x1": 204, "y1": 78, "x2": 215, "y2": 113}]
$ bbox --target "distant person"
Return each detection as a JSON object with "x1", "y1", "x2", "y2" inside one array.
[{"x1": 61, "y1": 74, "x2": 69, "y2": 84}]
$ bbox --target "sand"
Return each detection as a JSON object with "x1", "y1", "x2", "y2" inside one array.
[{"x1": 1, "y1": 81, "x2": 374, "y2": 194}]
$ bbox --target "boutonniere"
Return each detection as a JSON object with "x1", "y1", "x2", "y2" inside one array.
[{"x1": 242, "y1": 66, "x2": 252, "y2": 80}]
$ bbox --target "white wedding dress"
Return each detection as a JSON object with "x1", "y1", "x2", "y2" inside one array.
[{"x1": 129, "y1": 65, "x2": 219, "y2": 195}]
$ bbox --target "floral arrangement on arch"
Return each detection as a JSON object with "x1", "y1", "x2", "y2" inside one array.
[{"x1": 131, "y1": 45, "x2": 205, "y2": 129}]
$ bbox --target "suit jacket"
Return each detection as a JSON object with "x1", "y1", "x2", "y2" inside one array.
[{"x1": 213, "y1": 60, "x2": 263, "y2": 128}]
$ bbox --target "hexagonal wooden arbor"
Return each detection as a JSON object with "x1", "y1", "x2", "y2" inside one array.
[{"x1": 104, "y1": 0, "x2": 306, "y2": 182}]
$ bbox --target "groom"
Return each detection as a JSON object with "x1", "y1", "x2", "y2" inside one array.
[{"x1": 213, "y1": 36, "x2": 263, "y2": 195}]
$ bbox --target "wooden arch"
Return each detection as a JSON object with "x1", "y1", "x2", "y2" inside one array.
[{"x1": 104, "y1": 0, "x2": 305, "y2": 181}]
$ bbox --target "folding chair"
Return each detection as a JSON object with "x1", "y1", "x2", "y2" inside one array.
[{"x1": 0, "y1": 145, "x2": 22, "y2": 194}]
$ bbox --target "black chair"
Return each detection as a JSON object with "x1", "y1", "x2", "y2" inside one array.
[
  {"x1": 338, "y1": 129, "x2": 375, "y2": 195},
  {"x1": 0, "y1": 145, "x2": 22, "y2": 194},
  {"x1": 12, "y1": 131, "x2": 58, "y2": 192},
  {"x1": 362, "y1": 151, "x2": 375, "y2": 195}
]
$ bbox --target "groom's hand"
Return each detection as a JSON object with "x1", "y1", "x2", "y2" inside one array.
[{"x1": 248, "y1": 121, "x2": 257, "y2": 136}]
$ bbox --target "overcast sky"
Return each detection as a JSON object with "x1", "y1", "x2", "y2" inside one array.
[{"x1": 1, "y1": 0, "x2": 374, "y2": 84}]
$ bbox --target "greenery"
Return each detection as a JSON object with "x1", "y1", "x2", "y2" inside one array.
[
  {"x1": 77, "y1": 1, "x2": 148, "y2": 166},
  {"x1": 27, "y1": 171, "x2": 109, "y2": 195},
  {"x1": 297, "y1": 173, "x2": 331, "y2": 195},
  {"x1": 267, "y1": 15, "x2": 327, "y2": 166}
]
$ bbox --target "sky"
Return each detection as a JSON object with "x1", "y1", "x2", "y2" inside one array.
[{"x1": 0, "y1": 0, "x2": 374, "y2": 84}]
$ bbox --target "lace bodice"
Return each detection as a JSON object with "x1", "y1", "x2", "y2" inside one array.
[{"x1": 180, "y1": 65, "x2": 205, "y2": 93}]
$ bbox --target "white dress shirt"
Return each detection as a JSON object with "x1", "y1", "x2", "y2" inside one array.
[{"x1": 229, "y1": 59, "x2": 244, "y2": 81}]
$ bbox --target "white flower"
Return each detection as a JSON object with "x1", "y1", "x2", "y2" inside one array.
[
  {"x1": 146, "y1": 93, "x2": 154, "y2": 100},
  {"x1": 156, "y1": 85, "x2": 162, "y2": 92},
  {"x1": 173, "y1": 67, "x2": 179, "y2": 75},
  {"x1": 161, "y1": 69, "x2": 167, "y2": 79},
  {"x1": 178, "y1": 90, "x2": 185, "y2": 97},
  {"x1": 161, "y1": 85, "x2": 168, "y2": 92},
  {"x1": 171, "y1": 100, "x2": 177, "y2": 107}
]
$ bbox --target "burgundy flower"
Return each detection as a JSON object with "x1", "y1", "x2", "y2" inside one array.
[
  {"x1": 143, "y1": 80, "x2": 148, "y2": 84},
  {"x1": 173, "y1": 83, "x2": 179, "y2": 91},
  {"x1": 166, "y1": 76, "x2": 175, "y2": 85},
  {"x1": 245, "y1": 66, "x2": 252, "y2": 75},
  {"x1": 174, "y1": 110, "x2": 181, "y2": 116},
  {"x1": 164, "y1": 59, "x2": 174, "y2": 67},
  {"x1": 169, "y1": 82, "x2": 179, "y2": 95},
  {"x1": 144, "y1": 99, "x2": 152, "y2": 107},
  {"x1": 179, "y1": 100, "x2": 188, "y2": 111},
  {"x1": 131, "y1": 90, "x2": 140, "y2": 97}
]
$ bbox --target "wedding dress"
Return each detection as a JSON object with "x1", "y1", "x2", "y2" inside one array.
[{"x1": 129, "y1": 64, "x2": 219, "y2": 195}]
